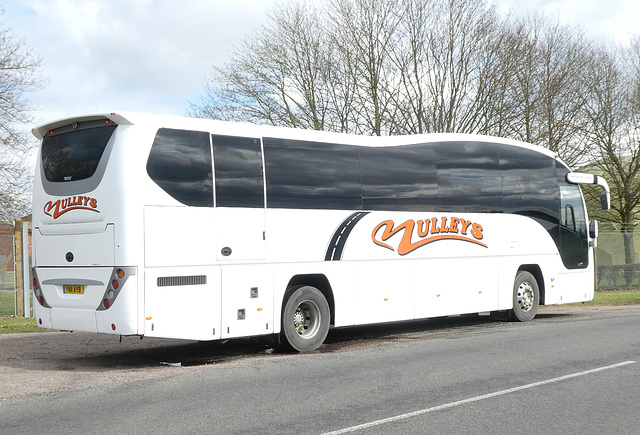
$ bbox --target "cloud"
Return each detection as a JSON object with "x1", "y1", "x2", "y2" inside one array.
[
  {"x1": 5, "y1": 0, "x2": 275, "y2": 123},
  {"x1": 497, "y1": 0, "x2": 639, "y2": 44}
]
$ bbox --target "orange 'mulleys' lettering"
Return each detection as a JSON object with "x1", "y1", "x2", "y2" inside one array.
[
  {"x1": 43, "y1": 196, "x2": 100, "y2": 219},
  {"x1": 372, "y1": 217, "x2": 487, "y2": 256}
]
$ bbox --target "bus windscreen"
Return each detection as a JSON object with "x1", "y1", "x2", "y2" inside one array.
[{"x1": 41, "y1": 124, "x2": 116, "y2": 182}]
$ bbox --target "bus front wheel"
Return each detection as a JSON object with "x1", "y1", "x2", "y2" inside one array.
[
  {"x1": 511, "y1": 271, "x2": 539, "y2": 322},
  {"x1": 281, "y1": 286, "x2": 330, "y2": 352}
]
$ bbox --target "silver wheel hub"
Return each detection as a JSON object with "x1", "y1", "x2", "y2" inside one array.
[
  {"x1": 292, "y1": 301, "x2": 320, "y2": 338},
  {"x1": 517, "y1": 281, "x2": 535, "y2": 312}
]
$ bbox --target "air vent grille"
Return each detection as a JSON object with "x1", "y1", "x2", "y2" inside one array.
[{"x1": 157, "y1": 275, "x2": 207, "y2": 287}]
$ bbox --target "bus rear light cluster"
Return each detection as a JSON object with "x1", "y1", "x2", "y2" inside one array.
[
  {"x1": 98, "y1": 268, "x2": 131, "y2": 311},
  {"x1": 32, "y1": 269, "x2": 51, "y2": 308}
]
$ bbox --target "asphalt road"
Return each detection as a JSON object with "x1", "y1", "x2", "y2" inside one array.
[{"x1": 1, "y1": 306, "x2": 639, "y2": 434}]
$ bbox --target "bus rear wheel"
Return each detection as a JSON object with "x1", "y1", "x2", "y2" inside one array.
[
  {"x1": 511, "y1": 271, "x2": 539, "y2": 322},
  {"x1": 281, "y1": 286, "x2": 330, "y2": 352}
]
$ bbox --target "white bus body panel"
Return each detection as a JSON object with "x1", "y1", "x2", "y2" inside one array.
[
  {"x1": 220, "y1": 264, "x2": 274, "y2": 339},
  {"x1": 34, "y1": 224, "x2": 115, "y2": 266},
  {"x1": 143, "y1": 206, "x2": 273, "y2": 340},
  {"x1": 266, "y1": 209, "x2": 564, "y2": 330},
  {"x1": 215, "y1": 208, "x2": 266, "y2": 261},
  {"x1": 144, "y1": 206, "x2": 217, "y2": 267},
  {"x1": 144, "y1": 266, "x2": 221, "y2": 341}
]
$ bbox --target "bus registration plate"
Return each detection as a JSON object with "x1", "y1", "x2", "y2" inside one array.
[{"x1": 63, "y1": 285, "x2": 84, "y2": 295}]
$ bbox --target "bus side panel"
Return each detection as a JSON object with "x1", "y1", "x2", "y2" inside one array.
[
  {"x1": 355, "y1": 260, "x2": 415, "y2": 324},
  {"x1": 220, "y1": 264, "x2": 273, "y2": 339},
  {"x1": 215, "y1": 208, "x2": 266, "y2": 261},
  {"x1": 144, "y1": 266, "x2": 221, "y2": 341},
  {"x1": 553, "y1": 269, "x2": 594, "y2": 304},
  {"x1": 415, "y1": 257, "x2": 499, "y2": 319},
  {"x1": 144, "y1": 206, "x2": 216, "y2": 267}
]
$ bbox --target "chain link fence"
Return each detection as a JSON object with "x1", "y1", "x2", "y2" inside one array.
[
  {"x1": 596, "y1": 223, "x2": 640, "y2": 289},
  {"x1": 0, "y1": 235, "x2": 16, "y2": 317}
]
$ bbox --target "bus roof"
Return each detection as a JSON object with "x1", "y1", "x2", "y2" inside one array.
[{"x1": 32, "y1": 111, "x2": 558, "y2": 160}]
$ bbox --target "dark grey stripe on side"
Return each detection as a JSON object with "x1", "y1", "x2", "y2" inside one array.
[{"x1": 325, "y1": 211, "x2": 370, "y2": 261}]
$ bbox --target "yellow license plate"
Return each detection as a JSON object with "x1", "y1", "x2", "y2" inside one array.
[{"x1": 63, "y1": 285, "x2": 84, "y2": 295}]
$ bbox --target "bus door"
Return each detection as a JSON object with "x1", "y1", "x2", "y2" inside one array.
[{"x1": 556, "y1": 182, "x2": 592, "y2": 302}]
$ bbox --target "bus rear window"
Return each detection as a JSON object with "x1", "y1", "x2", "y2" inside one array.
[{"x1": 41, "y1": 125, "x2": 117, "y2": 182}]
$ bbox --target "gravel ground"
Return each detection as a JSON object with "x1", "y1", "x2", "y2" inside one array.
[{"x1": 2, "y1": 304, "x2": 639, "y2": 401}]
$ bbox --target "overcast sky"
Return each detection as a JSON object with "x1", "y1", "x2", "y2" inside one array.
[{"x1": 2, "y1": 0, "x2": 639, "y2": 131}]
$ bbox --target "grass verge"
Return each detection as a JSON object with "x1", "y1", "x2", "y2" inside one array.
[
  {"x1": 0, "y1": 317, "x2": 50, "y2": 334},
  {"x1": 591, "y1": 288, "x2": 640, "y2": 305}
]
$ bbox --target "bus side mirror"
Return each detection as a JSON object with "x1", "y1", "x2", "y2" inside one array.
[
  {"x1": 600, "y1": 192, "x2": 610, "y2": 210},
  {"x1": 565, "y1": 172, "x2": 610, "y2": 211}
]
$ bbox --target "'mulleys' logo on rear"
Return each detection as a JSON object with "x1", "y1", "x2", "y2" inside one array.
[
  {"x1": 372, "y1": 217, "x2": 487, "y2": 256},
  {"x1": 44, "y1": 196, "x2": 99, "y2": 219}
]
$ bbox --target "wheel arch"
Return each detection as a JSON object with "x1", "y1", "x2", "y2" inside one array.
[
  {"x1": 285, "y1": 274, "x2": 335, "y2": 325},
  {"x1": 517, "y1": 264, "x2": 545, "y2": 305}
]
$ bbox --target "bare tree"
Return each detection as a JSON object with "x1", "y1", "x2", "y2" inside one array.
[
  {"x1": 188, "y1": 0, "x2": 616, "y2": 169},
  {"x1": 499, "y1": 14, "x2": 593, "y2": 166},
  {"x1": 581, "y1": 39, "x2": 640, "y2": 278},
  {"x1": 190, "y1": 1, "x2": 333, "y2": 130},
  {"x1": 390, "y1": 0, "x2": 507, "y2": 135},
  {"x1": 326, "y1": 0, "x2": 402, "y2": 135},
  {"x1": 0, "y1": 10, "x2": 44, "y2": 220}
]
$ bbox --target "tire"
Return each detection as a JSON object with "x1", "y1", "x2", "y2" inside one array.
[
  {"x1": 511, "y1": 271, "x2": 539, "y2": 322},
  {"x1": 281, "y1": 286, "x2": 330, "y2": 352}
]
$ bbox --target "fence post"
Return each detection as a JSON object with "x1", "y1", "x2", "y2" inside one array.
[
  {"x1": 22, "y1": 221, "x2": 30, "y2": 317},
  {"x1": 13, "y1": 219, "x2": 31, "y2": 318},
  {"x1": 14, "y1": 219, "x2": 23, "y2": 317}
]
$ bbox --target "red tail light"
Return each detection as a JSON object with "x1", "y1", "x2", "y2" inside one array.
[
  {"x1": 97, "y1": 267, "x2": 133, "y2": 311},
  {"x1": 32, "y1": 269, "x2": 51, "y2": 308}
]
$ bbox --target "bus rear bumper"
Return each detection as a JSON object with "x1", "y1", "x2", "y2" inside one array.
[
  {"x1": 32, "y1": 266, "x2": 139, "y2": 336},
  {"x1": 51, "y1": 308, "x2": 98, "y2": 332},
  {"x1": 38, "y1": 301, "x2": 139, "y2": 335}
]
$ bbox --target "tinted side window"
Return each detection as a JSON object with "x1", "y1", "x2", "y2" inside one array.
[
  {"x1": 360, "y1": 145, "x2": 437, "y2": 211},
  {"x1": 212, "y1": 135, "x2": 264, "y2": 208},
  {"x1": 435, "y1": 142, "x2": 502, "y2": 212},
  {"x1": 263, "y1": 138, "x2": 362, "y2": 209},
  {"x1": 499, "y1": 145, "x2": 559, "y2": 225},
  {"x1": 146, "y1": 128, "x2": 213, "y2": 207}
]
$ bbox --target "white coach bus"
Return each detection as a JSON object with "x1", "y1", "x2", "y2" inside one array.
[{"x1": 31, "y1": 112, "x2": 610, "y2": 351}]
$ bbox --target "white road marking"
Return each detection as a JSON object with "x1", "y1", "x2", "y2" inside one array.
[{"x1": 322, "y1": 360, "x2": 637, "y2": 435}]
